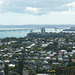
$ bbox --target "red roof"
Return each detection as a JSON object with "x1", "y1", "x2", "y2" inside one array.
[{"x1": 71, "y1": 59, "x2": 75, "y2": 63}]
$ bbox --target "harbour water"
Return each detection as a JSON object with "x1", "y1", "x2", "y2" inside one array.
[{"x1": 0, "y1": 27, "x2": 73, "y2": 38}]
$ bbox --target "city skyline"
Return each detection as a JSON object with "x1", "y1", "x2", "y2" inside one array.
[{"x1": 0, "y1": 0, "x2": 75, "y2": 25}]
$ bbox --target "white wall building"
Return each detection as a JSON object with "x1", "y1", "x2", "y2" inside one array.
[{"x1": 41, "y1": 28, "x2": 45, "y2": 35}]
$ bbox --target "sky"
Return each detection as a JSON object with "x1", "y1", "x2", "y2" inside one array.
[{"x1": 0, "y1": 0, "x2": 75, "y2": 25}]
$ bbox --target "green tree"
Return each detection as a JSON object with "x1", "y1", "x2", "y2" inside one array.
[
  {"x1": 56, "y1": 66, "x2": 63, "y2": 75},
  {"x1": 29, "y1": 69, "x2": 37, "y2": 75},
  {"x1": 9, "y1": 67, "x2": 15, "y2": 72},
  {"x1": 18, "y1": 59, "x2": 24, "y2": 75},
  {"x1": 4, "y1": 63, "x2": 8, "y2": 75},
  {"x1": 35, "y1": 65, "x2": 40, "y2": 73},
  {"x1": 65, "y1": 36, "x2": 69, "y2": 43},
  {"x1": 9, "y1": 72, "x2": 18, "y2": 75},
  {"x1": 67, "y1": 66, "x2": 75, "y2": 75}
]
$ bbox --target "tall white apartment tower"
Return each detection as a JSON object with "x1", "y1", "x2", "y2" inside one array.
[{"x1": 41, "y1": 28, "x2": 45, "y2": 35}]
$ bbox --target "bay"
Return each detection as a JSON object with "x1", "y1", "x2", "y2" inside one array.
[{"x1": 0, "y1": 27, "x2": 73, "y2": 38}]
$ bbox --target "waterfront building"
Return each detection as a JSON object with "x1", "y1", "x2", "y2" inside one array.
[{"x1": 41, "y1": 28, "x2": 45, "y2": 35}]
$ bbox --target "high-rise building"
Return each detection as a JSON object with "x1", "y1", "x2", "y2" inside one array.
[{"x1": 41, "y1": 28, "x2": 45, "y2": 35}]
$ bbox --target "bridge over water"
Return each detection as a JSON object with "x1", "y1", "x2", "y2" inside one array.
[{"x1": 0, "y1": 27, "x2": 68, "y2": 32}]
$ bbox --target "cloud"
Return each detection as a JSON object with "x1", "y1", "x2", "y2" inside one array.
[
  {"x1": 25, "y1": 7, "x2": 39, "y2": 15},
  {"x1": 0, "y1": 0, "x2": 3, "y2": 4},
  {"x1": 25, "y1": 7, "x2": 50, "y2": 15},
  {"x1": 0, "y1": 0, "x2": 75, "y2": 15},
  {"x1": 66, "y1": 1, "x2": 75, "y2": 11}
]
